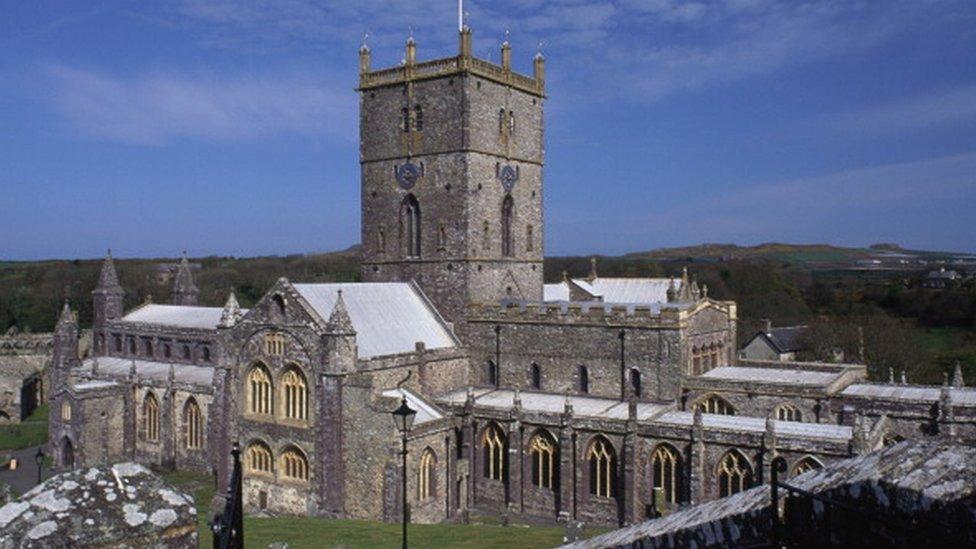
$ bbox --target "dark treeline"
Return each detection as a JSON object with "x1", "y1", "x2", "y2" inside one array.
[{"x1": 2, "y1": 250, "x2": 973, "y2": 384}]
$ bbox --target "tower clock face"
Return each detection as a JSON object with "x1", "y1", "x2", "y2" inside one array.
[
  {"x1": 396, "y1": 162, "x2": 420, "y2": 190},
  {"x1": 499, "y1": 165, "x2": 518, "y2": 192}
]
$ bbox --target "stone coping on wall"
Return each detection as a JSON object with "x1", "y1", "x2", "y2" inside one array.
[{"x1": 564, "y1": 441, "x2": 976, "y2": 548}]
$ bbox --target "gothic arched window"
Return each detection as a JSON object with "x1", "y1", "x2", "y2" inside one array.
[
  {"x1": 791, "y1": 456, "x2": 823, "y2": 477},
  {"x1": 402, "y1": 194, "x2": 422, "y2": 258},
  {"x1": 530, "y1": 363, "x2": 541, "y2": 390},
  {"x1": 246, "y1": 441, "x2": 273, "y2": 475},
  {"x1": 281, "y1": 446, "x2": 309, "y2": 481},
  {"x1": 143, "y1": 392, "x2": 159, "y2": 442},
  {"x1": 419, "y1": 448, "x2": 436, "y2": 500},
  {"x1": 184, "y1": 398, "x2": 203, "y2": 450},
  {"x1": 694, "y1": 394, "x2": 735, "y2": 415},
  {"x1": 247, "y1": 364, "x2": 273, "y2": 416},
  {"x1": 182, "y1": 344, "x2": 191, "y2": 360},
  {"x1": 775, "y1": 404, "x2": 802, "y2": 422},
  {"x1": 529, "y1": 432, "x2": 557, "y2": 490},
  {"x1": 579, "y1": 365, "x2": 589, "y2": 394},
  {"x1": 282, "y1": 367, "x2": 308, "y2": 421},
  {"x1": 631, "y1": 369, "x2": 642, "y2": 398},
  {"x1": 718, "y1": 450, "x2": 753, "y2": 497},
  {"x1": 588, "y1": 436, "x2": 616, "y2": 498},
  {"x1": 482, "y1": 423, "x2": 506, "y2": 481},
  {"x1": 652, "y1": 444, "x2": 681, "y2": 505},
  {"x1": 501, "y1": 195, "x2": 514, "y2": 257}
]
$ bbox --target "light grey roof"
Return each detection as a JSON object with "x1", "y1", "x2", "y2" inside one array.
[
  {"x1": 699, "y1": 366, "x2": 839, "y2": 386},
  {"x1": 121, "y1": 304, "x2": 248, "y2": 330},
  {"x1": 292, "y1": 283, "x2": 458, "y2": 359},
  {"x1": 72, "y1": 380, "x2": 119, "y2": 391},
  {"x1": 438, "y1": 388, "x2": 673, "y2": 421},
  {"x1": 653, "y1": 411, "x2": 853, "y2": 441},
  {"x1": 544, "y1": 277, "x2": 680, "y2": 304},
  {"x1": 76, "y1": 357, "x2": 214, "y2": 387},
  {"x1": 842, "y1": 383, "x2": 976, "y2": 406},
  {"x1": 381, "y1": 388, "x2": 445, "y2": 426}
]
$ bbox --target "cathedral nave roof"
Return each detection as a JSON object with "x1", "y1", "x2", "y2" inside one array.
[
  {"x1": 76, "y1": 356, "x2": 214, "y2": 387},
  {"x1": 437, "y1": 388, "x2": 673, "y2": 421},
  {"x1": 120, "y1": 304, "x2": 247, "y2": 331}
]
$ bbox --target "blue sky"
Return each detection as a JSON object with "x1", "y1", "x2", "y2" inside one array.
[{"x1": 1, "y1": 0, "x2": 975, "y2": 260}]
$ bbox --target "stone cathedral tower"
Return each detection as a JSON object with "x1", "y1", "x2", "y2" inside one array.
[{"x1": 359, "y1": 28, "x2": 546, "y2": 325}]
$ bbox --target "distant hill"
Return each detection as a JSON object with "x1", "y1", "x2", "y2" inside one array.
[{"x1": 621, "y1": 242, "x2": 971, "y2": 270}]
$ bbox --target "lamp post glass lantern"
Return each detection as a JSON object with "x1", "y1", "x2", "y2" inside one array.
[{"x1": 391, "y1": 396, "x2": 417, "y2": 549}]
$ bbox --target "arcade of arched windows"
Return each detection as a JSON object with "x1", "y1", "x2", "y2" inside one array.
[{"x1": 689, "y1": 340, "x2": 728, "y2": 376}]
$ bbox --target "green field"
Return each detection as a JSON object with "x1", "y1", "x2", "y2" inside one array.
[
  {"x1": 915, "y1": 326, "x2": 976, "y2": 384},
  {"x1": 163, "y1": 471, "x2": 597, "y2": 548},
  {"x1": 0, "y1": 404, "x2": 48, "y2": 451}
]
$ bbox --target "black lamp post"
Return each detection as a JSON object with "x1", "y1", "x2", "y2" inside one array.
[
  {"x1": 391, "y1": 396, "x2": 417, "y2": 549},
  {"x1": 34, "y1": 447, "x2": 44, "y2": 485}
]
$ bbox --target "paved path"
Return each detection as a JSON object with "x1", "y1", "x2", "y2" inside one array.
[{"x1": 0, "y1": 444, "x2": 52, "y2": 496}]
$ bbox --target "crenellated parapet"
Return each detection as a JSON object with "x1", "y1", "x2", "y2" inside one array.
[
  {"x1": 467, "y1": 298, "x2": 735, "y2": 328},
  {"x1": 358, "y1": 28, "x2": 545, "y2": 97}
]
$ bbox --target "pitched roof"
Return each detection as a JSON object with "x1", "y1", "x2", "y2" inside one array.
[
  {"x1": 543, "y1": 277, "x2": 681, "y2": 304},
  {"x1": 437, "y1": 388, "x2": 673, "y2": 421},
  {"x1": 381, "y1": 388, "x2": 445, "y2": 426},
  {"x1": 291, "y1": 282, "x2": 458, "y2": 359},
  {"x1": 746, "y1": 325, "x2": 808, "y2": 354},
  {"x1": 76, "y1": 357, "x2": 214, "y2": 386},
  {"x1": 120, "y1": 304, "x2": 235, "y2": 330}
]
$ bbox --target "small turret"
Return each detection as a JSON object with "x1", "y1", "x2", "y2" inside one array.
[
  {"x1": 92, "y1": 250, "x2": 124, "y2": 333},
  {"x1": 952, "y1": 361, "x2": 965, "y2": 388},
  {"x1": 324, "y1": 290, "x2": 357, "y2": 374},
  {"x1": 171, "y1": 252, "x2": 199, "y2": 306},
  {"x1": 459, "y1": 27, "x2": 472, "y2": 58},
  {"x1": 52, "y1": 301, "x2": 79, "y2": 390},
  {"x1": 405, "y1": 35, "x2": 416, "y2": 66},
  {"x1": 218, "y1": 291, "x2": 243, "y2": 329},
  {"x1": 359, "y1": 35, "x2": 371, "y2": 75},
  {"x1": 501, "y1": 38, "x2": 512, "y2": 71},
  {"x1": 533, "y1": 49, "x2": 545, "y2": 87},
  {"x1": 587, "y1": 257, "x2": 598, "y2": 282}
]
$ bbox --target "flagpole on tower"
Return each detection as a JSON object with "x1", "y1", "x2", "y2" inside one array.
[{"x1": 459, "y1": 0, "x2": 463, "y2": 31}]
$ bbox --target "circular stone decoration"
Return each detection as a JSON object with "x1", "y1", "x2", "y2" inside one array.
[
  {"x1": 396, "y1": 162, "x2": 420, "y2": 190},
  {"x1": 499, "y1": 164, "x2": 518, "y2": 192}
]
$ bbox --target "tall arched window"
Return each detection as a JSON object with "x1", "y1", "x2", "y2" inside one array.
[
  {"x1": 579, "y1": 366, "x2": 589, "y2": 394},
  {"x1": 184, "y1": 398, "x2": 203, "y2": 450},
  {"x1": 486, "y1": 360, "x2": 498, "y2": 387},
  {"x1": 482, "y1": 424, "x2": 506, "y2": 481},
  {"x1": 529, "y1": 432, "x2": 557, "y2": 490},
  {"x1": 61, "y1": 401, "x2": 72, "y2": 422},
  {"x1": 419, "y1": 448, "x2": 436, "y2": 500},
  {"x1": 144, "y1": 339, "x2": 153, "y2": 357},
  {"x1": 718, "y1": 450, "x2": 753, "y2": 497},
  {"x1": 498, "y1": 108, "x2": 506, "y2": 136},
  {"x1": 692, "y1": 347, "x2": 701, "y2": 375},
  {"x1": 402, "y1": 194, "x2": 422, "y2": 258},
  {"x1": 501, "y1": 195, "x2": 514, "y2": 257},
  {"x1": 413, "y1": 105, "x2": 424, "y2": 131},
  {"x1": 281, "y1": 446, "x2": 309, "y2": 481},
  {"x1": 182, "y1": 344, "x2": 191, "y2": 360},
  {"x1": 588, "y1": 437, "x2": 616, "y2": 498},
  {"x1": 631, "y1": 369, "x2": 642, "y2": 398},
  {"x1": 202, "y1": 346, "x2": 211, "y2": 363},
  {"x1": 282, "y1": 367, "x2": 308, "y2": 421},
  {"x1": 246, "y1": 441, "x2": 273, "y2": 475},
  {"x1": 401, "y1": 107, "x2": 410, "y2": 132},
  {"x1": 652, "y1": 444, "x2": 681, "y2": 505},
  {"x1": 247, "y1": 364, "x2": 273, "y2": 415},
  {"x1": 530, "y1": 363, "x2": 541, "y2": 390},
  {"x1": 775, "y1": 404, "x2": 801, "y2": 422},
  {"x1": 526, "y1": 224, "x2": 534, "y2": 252},
  {"x1": 791, "y1": 456, "x2": 823, "y2": 477},
  {"x1": 694, "y1": 394, "x2": 735, "y2": 415},
  {"x1": 143, "y1": 392, "x2": 160, "y2": 442}
]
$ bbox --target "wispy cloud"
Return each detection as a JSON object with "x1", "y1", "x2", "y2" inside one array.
[
  {"x1": 636, "y1": 152, "x2": 976, "y2": 244},
  {"x1": 44, "y1": 65, "x2": 354, "y2": 144},
  {"x1": 835, "y1": 85, "x2": 976, "y2": 134}
]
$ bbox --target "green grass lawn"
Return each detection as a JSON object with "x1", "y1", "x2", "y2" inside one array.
[
  {"x1": 162, "y1": 470, "x2": 598, "y2": 548},
  {"x1": 0, "y1": 404, "x2": 48, "y2": 451},
  {"x1": 915, "y1": 326, "x2": 976, "y2": 383}
]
